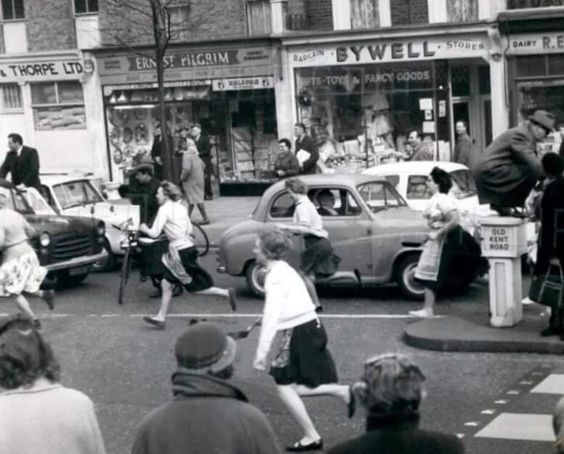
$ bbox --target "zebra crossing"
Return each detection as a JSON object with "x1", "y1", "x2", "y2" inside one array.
[{"x1": 458, "y1": 364, "x2": 564, "y2": 452}]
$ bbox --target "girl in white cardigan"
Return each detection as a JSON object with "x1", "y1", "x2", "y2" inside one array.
[{"x1": 253, "y1": 229, "x2": 354, "y2": 452}]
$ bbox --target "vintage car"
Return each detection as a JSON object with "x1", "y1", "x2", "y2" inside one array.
[
  {"x1": 38, "y1": 174, "x2": 140, "y2": 270},
  {"x1": 0, "y1": 179, "x2": 107, "y2": 286},
  {"x1": 218, "y1": 174, "x2": 431, "y2": 299}
]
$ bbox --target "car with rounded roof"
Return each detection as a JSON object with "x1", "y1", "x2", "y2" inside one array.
[
  {"x1": 0, "y1": 179, "x2": 107, "y2": 286},
  {"x1": 38, "y1": 174, "x2": 140, "y2": 270},
  {"x1": 218, "y1": 174, "x2": 433, "y2": 299}
]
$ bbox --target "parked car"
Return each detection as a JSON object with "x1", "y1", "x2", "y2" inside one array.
[
  {"x1": 218, "y1": 174, "x2": 432, "y2": 299},
  {"x1": 0, "y1": 179, "x2": 107, "y2": 286},
  {"x1": 38, "y1": 174, "x2": 140, "y2": 270}
]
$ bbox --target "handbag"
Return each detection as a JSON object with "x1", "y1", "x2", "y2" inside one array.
[{"x1": 536, "y1": 263, "x2": 564, "y2": 308}]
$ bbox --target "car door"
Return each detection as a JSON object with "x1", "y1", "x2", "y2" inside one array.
[{"x1": 308, "y1": 186, "x2": 373, "y2": 279}]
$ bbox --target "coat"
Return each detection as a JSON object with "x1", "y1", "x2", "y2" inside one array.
[
  {"x1": 327, "y1": 413, "x2": 464, "y2": 454},
  {"x1": 181, "y1": 149, "x2": 205, "y2": 204},
  {"x1": 131, "y1": 370, "x2": 281, "y2": 454},
  {"x1": 453, "y1": 133, "x2": 476, "y2": 171},
  {"x1": 0, "y1": 145, "x2": 41, "y2": 190},
  {"x1": 474, "y1": 122, "x2": 542, "y2": 207},
  {"x1": 274, "y1": 151, "x2": 300, "y2": 178},
  {"x1": 535, "y1": 175, "x2": 564, "y2": 276},
  {"x1": 295, "y1": 135, "x2": 319, "y2": 174}
]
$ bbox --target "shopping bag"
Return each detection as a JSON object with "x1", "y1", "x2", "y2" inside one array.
[{"x1": 537, "y1": 263, "x2": 564, "y2": 308}]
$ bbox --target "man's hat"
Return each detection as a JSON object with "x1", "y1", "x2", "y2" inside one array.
[
  {"x1": 174, "y1": 322, "x2": 237, "y2": 374},
  {"x1": 529, "y1": 110, "x2": 556, "y2": 132},
  {"x1": 127, "y1": 154, "x2": 154, "y2": 177},
  {"x1": 190, "y1": 123, "x2": 202, "y2": 130}
]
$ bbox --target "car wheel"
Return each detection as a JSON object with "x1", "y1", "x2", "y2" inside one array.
[
  {"x1": 245, "y1": 260, "x2": 266, "y2": 298},
  {"x1": 93, "y1": 240, "x2": 116, "y2": 272},
  {"x1": 57, "y1": 272, "x2": 89, "y2": 287},
  {"x1": 395, "y1": 254, "x2": 424, "y2": 300}
]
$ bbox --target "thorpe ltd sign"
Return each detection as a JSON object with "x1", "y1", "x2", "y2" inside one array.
[{"x1": 0, "y1": 60, "x2": 84, "y2": 82}]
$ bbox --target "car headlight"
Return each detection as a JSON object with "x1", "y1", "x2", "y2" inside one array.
[
  {"x1": 96, "y1": 221, "x2": 105, "y2": 236},
  {"x1": 39, "y1": 232, "x2": 50, "y2": 247}
]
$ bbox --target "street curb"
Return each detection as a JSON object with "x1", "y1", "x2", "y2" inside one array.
[{"x1": 404, "y1": 316, "x2": 564, "y2": 354}]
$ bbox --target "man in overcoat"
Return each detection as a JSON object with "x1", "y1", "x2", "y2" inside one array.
[
  {"x1": 0, "y1": 133, "x2": 41, "y2": 191},
  {"x1": 474, "y1": 109, "x2": 555, "y2": 214},
  {"x1": 191, "y1": 123, "x2": 214, "y2": 200}
]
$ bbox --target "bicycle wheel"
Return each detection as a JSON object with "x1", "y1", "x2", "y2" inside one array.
[
  {"x1": 192, "y1": 223, "x2": 210, "y2": 257},
  {"x1": 118, "y1": 247, "x2": 133, "y2": 305}
]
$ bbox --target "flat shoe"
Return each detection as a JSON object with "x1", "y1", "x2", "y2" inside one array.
[
  {"x1": 286, "y1": 439, "x2": 323, "y2": 452},
  {"x1": 143, "y1": 316, "x2": 165, "y2": 330},
  {"x1": 227, "y1": 288, "x2": 238, "y2": 312},
  {"x1": 348, "y1": 385, "x2": 356, "y2": 418},
  {"x1": 409, "y1": 309, "x2": 433, "y2": 318}
]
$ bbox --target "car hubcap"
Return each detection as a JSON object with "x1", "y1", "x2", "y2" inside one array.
[
  {"x1": 252, "y1": 264, "x2": 267, "y2": 294},
  {"x1": 404, "y1": 262, "x2": 424, "y2": 296}
]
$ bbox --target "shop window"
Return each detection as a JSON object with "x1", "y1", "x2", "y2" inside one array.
[
  {"x1": 515, "y1": 55, "x2": 547, "y2": 77},
  {"x1": 451, "y1": 66, "x2": 471, "y2": 97},
  {"x1": 548, "y1": 54, "x2": 564, "y2": 76},
  {"x1": 390, "y1": 0, "x2": 428, "y2": 26},
  {"x1": 246, "y1": 0, "x2": 272, "y2": 35},
  {"x1": 350, "y1": 0, "x2": 380, "y2": 29},
  {"x1": 74, "y1": 0, "x2": 98, "y2": 14},
  {"x1": 31, "y1": 81, "x2": 86, "y2": 130},
  {"x1": 507, "y1": 0, "x2": 564, "y2": 8},
  {"x1": 2, "y1": 0, "x2": 24, "y2": 20},
  {"x1": 1, "y1": 84, "x2": 23, "y2": 111},
  {"x1": 169, "y1": 3, "x2": 190, "y2": 40},
  {"x1": 478, "y1": 66, "x2": 491, "y2": 95},
  {"x1": 446, "y1": 0, "x2": 478, "y2": 22}
]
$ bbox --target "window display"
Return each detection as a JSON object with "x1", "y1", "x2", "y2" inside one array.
[
  {"x1": 295, "y1": 61, "x2": 449, "y2": 174},
  {"x1": 31, "y1": 81, "x2": 86, "y2": 130}
]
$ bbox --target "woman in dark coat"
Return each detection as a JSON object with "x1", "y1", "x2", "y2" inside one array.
[
  {"x1": 531, "y1": 153, "x2": 564, "y2": 337},
  {"x1": 474, "y1": 110, "x2": 555, "y2": 214},
  {"x1": 328, "y1": 354, "x2": 464, "y2": 454}
]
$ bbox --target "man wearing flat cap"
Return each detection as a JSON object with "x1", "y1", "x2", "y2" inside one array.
[
  {"x1": 474, "y1": 109, "x2": 556, "y2": 215},
  {"x1": 118, "y1": 155, "x2": 160, "y2": 224},
  {"x1": 131, "y1": 322, "x2": 281, "y2": 454}
]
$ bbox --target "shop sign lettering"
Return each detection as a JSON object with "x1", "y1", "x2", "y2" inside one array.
[
  {"x1": 212, "y1": 76, "x2": 273, "y2": 91},
  {"x1": 508, "y1": 33, "x2": 564, "y2": 54},
  {"x1": 299, "y1": 70, "x2": 431, "y2": 89},
  {"x1": 0, "y1": 60, "x2": 84, "y2": 81},
  {"x1": 483, "y1": 227, "x2": 515, "y2": 253},
  {"x1": 290, "y1": 35, "x2": 487, "y2": 67}
]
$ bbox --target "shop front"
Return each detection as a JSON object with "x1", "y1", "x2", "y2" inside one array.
[
  {"x1": 95, "y1": 41, "x2": 277, "y2": 195},
  {"x1": 286, "y1": 30, "x2": 493, "y2": 172},
  {"x1": 0, "y1": 52, "x2": 97, "y2": 173},
  {"x1": 505, "y1": 30, "x2": 564, "y2": 155}
]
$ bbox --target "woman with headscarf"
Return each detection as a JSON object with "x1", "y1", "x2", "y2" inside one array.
[
  {"x1": 327, "y1": 354, "x2": 464, "y2": 454},
  {"x1": 0, "y1": 187, "x2": 54, "y2": 328},
  {"x1": 0, "y1": 314, "x2": 106, "y2": 454}
]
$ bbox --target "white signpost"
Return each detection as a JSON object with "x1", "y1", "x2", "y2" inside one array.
[{"x1": 480, "y1": 216, "x2": 528, "y2": 327}]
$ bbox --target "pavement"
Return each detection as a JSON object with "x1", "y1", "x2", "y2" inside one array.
[{"x1": 191, "y1": 194, "x2": 564, "y2": 355}]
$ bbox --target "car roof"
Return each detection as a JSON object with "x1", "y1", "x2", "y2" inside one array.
[
  {"x1": 264, "y1": 174, "x2": 387, "y2": 196},
  {"x1": 40, "y1": 174, "x2": 95, "y2": 185},
  {"x1": 363, "y1": 161, "x2": 469, "y2": 175}
]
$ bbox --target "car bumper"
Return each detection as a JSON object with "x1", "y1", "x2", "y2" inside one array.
[{"x1": 45, "y1": 251, "x2": 109, "y2": 273}]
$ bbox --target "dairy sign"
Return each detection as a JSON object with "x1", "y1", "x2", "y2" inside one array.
[
  {"x1": 0, "y1": 59, "x2": 84, "y2": 82},
  {"x1": 290, "y1": 35, "x2": 488, "y2": 67},
  {"x1": 507, "y1": 32, "x2": 564, "y2": 55}
]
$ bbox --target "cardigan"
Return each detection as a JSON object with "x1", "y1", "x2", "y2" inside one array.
[
  {"x1": 144, "y1": 200, "x2": 193, "y2": 250},
  {"x1": 0, "y1": 379, "x2": 106, "y2": 454},
  {"x1": 255, "y1": 260, "x2": 317, "y2": 364}
]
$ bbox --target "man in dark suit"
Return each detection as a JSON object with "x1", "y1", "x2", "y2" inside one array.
[
  {"x1": 150, "y1": 123, "x2": 165, "y2": 180},
  {"x1": 0, "y1": 133, "x2": 41, "y2": 191},
  {"x1": 294, "y1": 123, "x2": 319, "y2": 175},
  {"x1": 191, "y1": 123, "x2": 213, "y2": 200}
]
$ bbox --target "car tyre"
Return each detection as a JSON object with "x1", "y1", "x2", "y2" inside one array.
[
  {"x1": 93, "y1": 239, "x2": 116, "y2": 272},
  {"x1": 245, "y1": 260, "x2": 266, "y2": 298},
  {"x1": 395, "y1": 254, "x2": 424, "y2": 300}
]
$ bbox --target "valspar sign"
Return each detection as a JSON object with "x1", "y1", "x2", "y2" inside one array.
[{"x1": 290, "y1": 35, "x2": 488, "y2": 67}]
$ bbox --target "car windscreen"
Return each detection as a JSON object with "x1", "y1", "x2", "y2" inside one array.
[
  {"x1": 357, "y1": 181, "x2": 406, "y2": 213},
  {"x1": 53, "y1": 180, "x2": 105, "y2": 209},
  {"x1": 3, "y1": 189, "x2": 33, "y2": 214},
  {"x1": 450, "y1": 169, "x2": 477, "y2": 199}
]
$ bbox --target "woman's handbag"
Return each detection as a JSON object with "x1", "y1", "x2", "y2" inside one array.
[{"x1": 535, "y1": 263, "x2": 564, "y2": 308}]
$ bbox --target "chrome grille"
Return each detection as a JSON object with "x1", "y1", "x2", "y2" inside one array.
[{"x1": 52, "y1": 235, "x2": 93, "y2": 261}]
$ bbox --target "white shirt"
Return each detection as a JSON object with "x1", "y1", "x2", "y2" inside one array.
[
  {"x1": 255, "y1": 260, "x2": 318, "y2": 364},
  {"x1": 293, "y1": 196, "x2": 328, "y2": 238},
  {"x1": 144, "y1": 200, "x2": 193, "y2": 250}
]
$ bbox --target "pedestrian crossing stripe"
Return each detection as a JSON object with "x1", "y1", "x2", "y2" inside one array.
[{"x1": 457, "y1": 365, "x2": 560, "y2": 443}]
